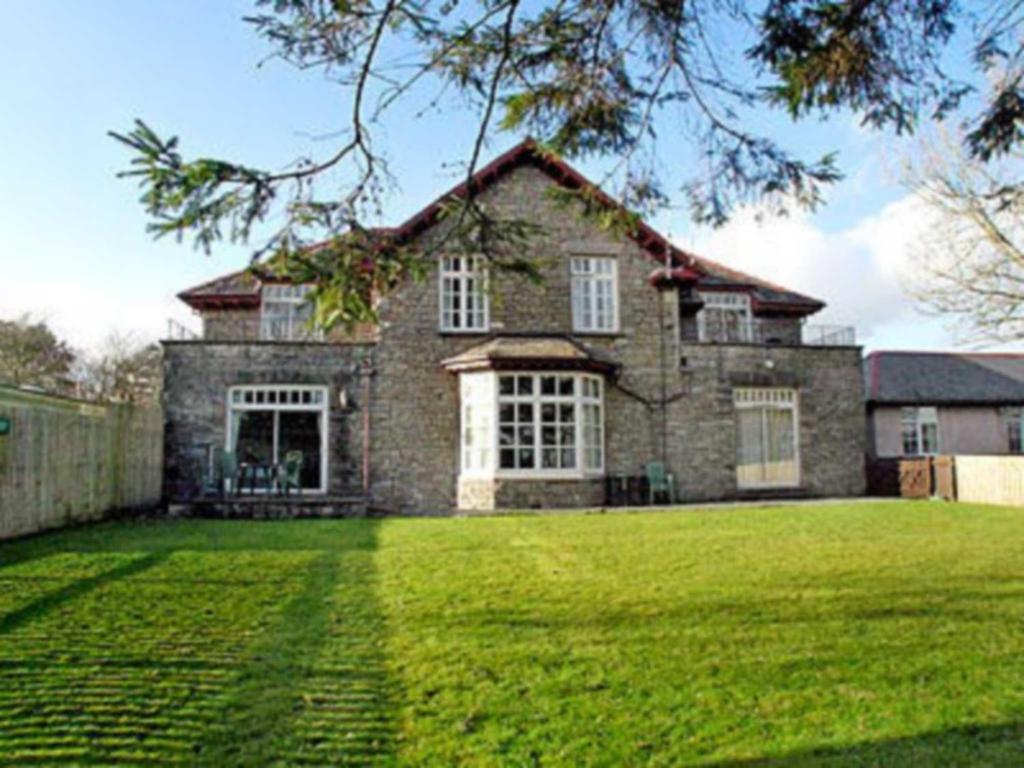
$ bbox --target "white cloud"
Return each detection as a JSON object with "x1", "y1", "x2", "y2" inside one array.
[
  {"x1": 0, "y1": 275, "x2": 196, "y2": 354},
  {"x1": 683, "y1": 195, "x2": 946, "y2": 350}
]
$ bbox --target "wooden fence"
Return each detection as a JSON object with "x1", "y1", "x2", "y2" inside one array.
[
  {"x1": 954, "y1": 456, "x2": 1024, "y2": 507},
  {"x1": 0, "y1": 386, "x2": 163, "y2": 540},
  {"x1": 867, "y1": 454, "x2": 1024, "y2": 507}
]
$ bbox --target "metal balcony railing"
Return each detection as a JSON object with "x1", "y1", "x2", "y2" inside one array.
[
  {"x1": 698, "y1": 317, "x2": 856, "y2": 346},
  {"x1": 801, "y1": 324, "x2": 856, "y2": 346},
  {"x1": 166, "y1": 319, "x2": 200, "y2": 341}
]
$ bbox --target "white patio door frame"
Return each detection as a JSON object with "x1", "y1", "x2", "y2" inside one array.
[
  {"x1": 225, "y1": 384, "x2": 330, "y2": 494},
  {"x1": 734, "y1": 388, "x2": 800, "y2": 490}
]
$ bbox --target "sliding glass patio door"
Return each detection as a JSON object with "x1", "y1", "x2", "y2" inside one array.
[{"x1": 226, "y1": 385, "x2": 329, "y2": 493}]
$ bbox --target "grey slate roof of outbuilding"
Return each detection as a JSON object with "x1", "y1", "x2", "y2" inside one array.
[{"x1": 864, "y1": 351, "x2": 1024, "y2": 405}]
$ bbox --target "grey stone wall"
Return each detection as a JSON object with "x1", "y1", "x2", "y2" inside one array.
[
  {"x1": 165, "y1": 163, "x2": 864, "y2": 514},
  {"x1": 666, "y1": 344, "x2": 866, "y2": 500},
  {"x1": 161, "y1": 341, "x2": 373, "y2": 501},
  {"x1": 370, "y1": 163, "x2": 865, "y2": 511}
]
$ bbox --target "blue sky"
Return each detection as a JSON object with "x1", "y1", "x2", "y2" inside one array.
[{"x1": 0, "y1": 1, "x2": 1004, "y2": 353}]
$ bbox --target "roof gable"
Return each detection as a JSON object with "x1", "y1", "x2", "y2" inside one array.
[{"x1": 179, "y1": 139, "x2": 824, "y2": 314}]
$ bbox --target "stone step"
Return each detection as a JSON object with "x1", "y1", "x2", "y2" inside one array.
[{"x1": 168, "y1": 496, "x2": 369, "y2": 519}]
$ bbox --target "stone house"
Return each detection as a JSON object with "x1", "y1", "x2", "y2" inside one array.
[
  {"x1": 865, "y1": 351, "x2": 1024, "y2": 458},
  {"x1": 163, "y1": 140, "x2": 865, "y2": 513}
]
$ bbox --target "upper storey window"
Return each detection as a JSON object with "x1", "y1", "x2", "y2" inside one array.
[
  {"x1": 697, "y1": 291, "x2": 753, "y2": 343},
  {"x1": 571, "y1": 257, "x2": 618, "y2": 332},
  {"x1": 261, "y1": 284, "x2": 321, "y2": 341},
  {"x1": 440, "y1": 256, "x2": 489, "y2": 332}
]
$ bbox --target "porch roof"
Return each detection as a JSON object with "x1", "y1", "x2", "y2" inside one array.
[{"x1": 441, "y1": 336, "x2": 618, "y2": 375}]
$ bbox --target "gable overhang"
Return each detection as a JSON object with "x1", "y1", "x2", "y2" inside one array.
[
  {"x1": 177, "y1": 139, "x2": 827, "y2": 317},
  {"x1": 177, "y1": 292, "x2": 260, "y2": 311}
]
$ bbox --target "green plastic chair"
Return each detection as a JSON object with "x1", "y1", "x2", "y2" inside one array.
[
  {"x1": 222, "y1": 450, "x2": 239, "y2": 496},
  {"x1": 278, "y1": 450, "x2": 304, "y2": 496},
  {"x1": 645, "y1": 462, "x2": 675, "y2": 505}
]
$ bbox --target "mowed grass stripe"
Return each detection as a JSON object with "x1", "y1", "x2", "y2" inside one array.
[{"x1": 0, "y1": 505, "x2": 1023, "y2": 765}]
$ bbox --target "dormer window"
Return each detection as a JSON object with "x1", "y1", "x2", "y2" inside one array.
[
  {"x1": 697, "y1": 291, "x2": 753, "y2": 343},
  {"x1": 261, "y1": 284, "x2": 321, "y2": 341},
  {"x1": 571, "y1": 257, "x2": 618, "y2": 332},
  {"x1": 440, "y1": 256, "x2": 489, "y2": 333}
]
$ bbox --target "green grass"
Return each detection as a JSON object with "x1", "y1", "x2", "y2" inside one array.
[{"x1": 1, "y1": 502, "x2": 1023, "y2": 765}]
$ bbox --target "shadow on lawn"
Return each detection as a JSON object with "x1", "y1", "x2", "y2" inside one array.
[
  {"x1": 0, "y1": 519, "x2": 398, "y2": 767},
  {"x1": 705, "y1": 721, "x2": 1024, "y2": 767}
]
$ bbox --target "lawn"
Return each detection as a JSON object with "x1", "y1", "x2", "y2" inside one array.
[{"x1": 1, "y1": 502, "x2": 1023, "y2": 766}]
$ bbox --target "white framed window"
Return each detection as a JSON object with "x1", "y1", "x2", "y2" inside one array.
[
  {"x1": 461, "y1": 372, "x2": 495, "y2": 473},
  {"x1": 1004, "y1": 407, "x2": 1023, "y2": 454},
  {"x1": 901, "y1": 406, "x2": 940, "y2": 456},
  {"x1": 458, "y1": 372, "x2": 604, "y2": 478},
  {"x1": 571, "y1": 257, "x2": 618, "y2": 332},
  {"x1": 260, "y1": 284, "x2": 322, "y2": 341},
  {"x1": 734, "y1": 388, "x2": 799, "y2": 489},
  {"x1": 226, "y1": 385, "x2": 329, "y2": 493},
  {"x1": 440, "y1": 256, "x2": 488, "y2": 332},
  {"x1": 698, "y1": 292, "x2": 753, "y2": 343}
]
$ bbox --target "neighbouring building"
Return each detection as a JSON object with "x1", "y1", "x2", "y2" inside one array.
[
  {"x1": 162, "y1": 139, "x2": 865, "y2": 514},
  {"x1": 864, "y1": 351, "x2": 1024, "y2": 458}
]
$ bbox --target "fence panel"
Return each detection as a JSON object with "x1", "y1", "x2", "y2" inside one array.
[
  {"x1": 0, "y1": 387, "x2": 163, "y2": 540},
  {"x1": 899, "y1": 457, "x2": 933, "y2": 499},
  {"x1": 954, "y1": 455, "x2": 1024, "y2": 508}
]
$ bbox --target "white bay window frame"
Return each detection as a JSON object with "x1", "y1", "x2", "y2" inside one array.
[
  {"x1": 459, "y1": 371, "x2": 605, "y2": 479},
  {"x1": 571, "y1": 257, "x2": 619, "y2": 333},
  {"x1": 439, "y1": 256, "x2": 489, "y2": 333}
]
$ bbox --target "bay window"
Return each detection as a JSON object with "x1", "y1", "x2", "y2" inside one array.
[
  {"x1": 901, "y1": 406, "x2": 940, "y2": 456},
  {"x1": 571, "y1": 257, "x2": 618, "y2": 332},
  {"x1": 440, "y1": 256, "x2": 488, "y2": 332},
  {"x1": 698, "y1": 292, "x2": 753, "y2": 343},
  {"x1": 734, "y1": 388, "x2": 799, "y2": 489},
  {"x1": 459, "y1": 372, "x2": 604, "y2": 477}
]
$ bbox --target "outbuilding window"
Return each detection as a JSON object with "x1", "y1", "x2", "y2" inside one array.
[
  {"x1": 901, "y1": 406, "x2": 940, "y2": 456},
  {"x1": 1004, "y1": 407, "x2": 1023, "y2": 453},
  {"x1": 459, "y1": 372, "x2": 604, "y2": 477}
]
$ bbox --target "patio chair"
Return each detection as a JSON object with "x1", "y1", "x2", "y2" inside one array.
[
  {"x1": 645, "y1": 462, "x2": 675, "y2": 505},
  {"x1": 278, "y1": 450, "x2": 304, "y2": 496},
  {"x1": 222, "y1": 450, "x2": 239, "y2": 496}
]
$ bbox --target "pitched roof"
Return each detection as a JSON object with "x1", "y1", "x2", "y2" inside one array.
[
  {"x1": 440, "y1": 335, "x2": 618, "y2": 374},
  {"x1": 179, "y1": 139, "x2": 823, "y2": 314},
  {"x1": 865, "y1": 351, "x2": 1024, "y2": 405}
]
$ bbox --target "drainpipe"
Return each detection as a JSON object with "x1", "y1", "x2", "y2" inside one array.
[
  {"x1": 359, "y1": 357, "x2": 376, "y2": 496},
  {"x1": 658, "y1": 286, "x2": 669, "y2": 463}
]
